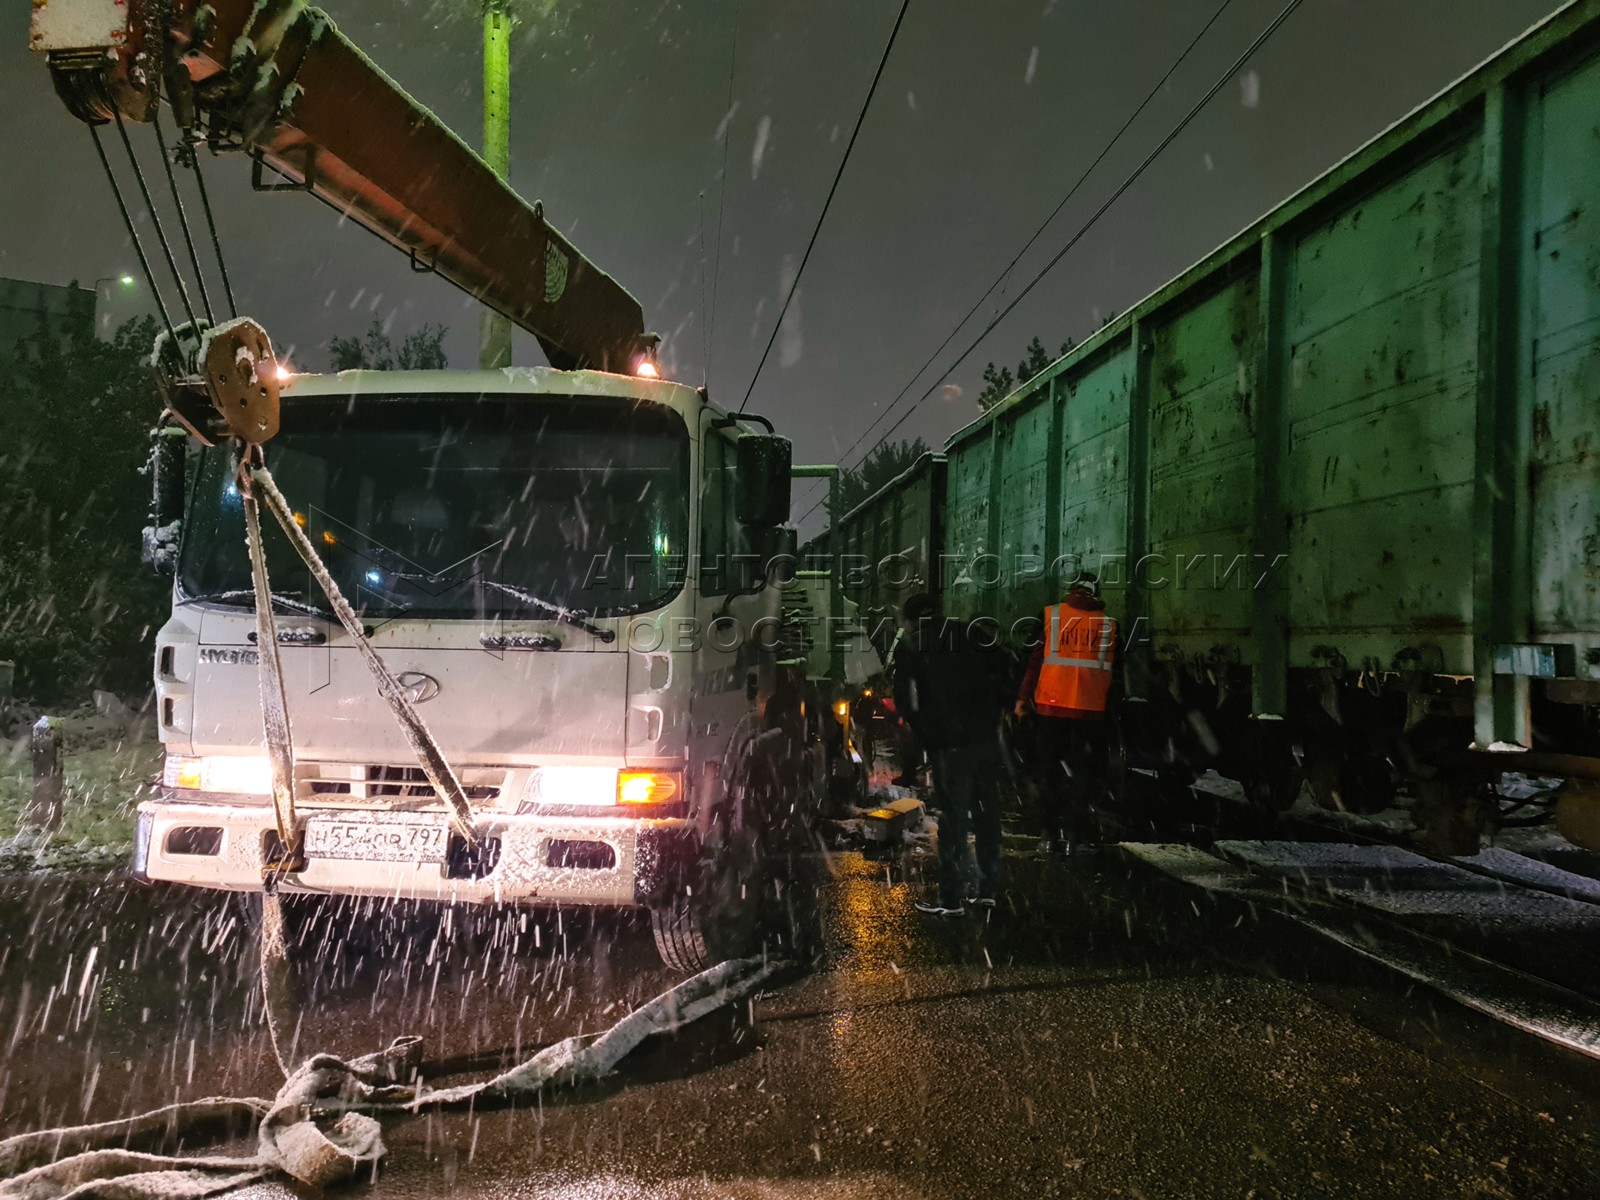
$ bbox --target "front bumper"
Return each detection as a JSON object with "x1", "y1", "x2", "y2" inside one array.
[{"x1": 133, "y1": 798, "x2": 694, "y2": 907}]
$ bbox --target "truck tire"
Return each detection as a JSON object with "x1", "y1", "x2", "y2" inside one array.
[{"x1": 649, "y1": 813, "x2": 764, "y2": 972}]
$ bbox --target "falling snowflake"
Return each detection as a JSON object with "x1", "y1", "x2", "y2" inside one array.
[
  {"x1": 1240, "y1": 70, "x2": 1261, "y2": 108},
  {"x1": 751, "y1": 114, "x2": 772, "y2": 180}
]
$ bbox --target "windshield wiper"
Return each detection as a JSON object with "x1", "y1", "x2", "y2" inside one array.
[
  {"x1": 178, "y1": 590, "x2": 334, "y2": 621},
  {"x1": 480, "y1": 581, "x2": 616, "y2": 643}
]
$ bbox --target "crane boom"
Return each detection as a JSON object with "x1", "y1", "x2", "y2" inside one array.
[{"x1": 32, "y1": 0, "x2": 654, "y2": 374}]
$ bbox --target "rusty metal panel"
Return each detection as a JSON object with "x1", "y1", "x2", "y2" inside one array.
[
  {"x1": 995, "y1": 392, "x2": 1054, "y2": 618},
  {"x1": 945, "y1": 351, "x2": 1130, "y2": 629},
  {"x1": 1057, "y1": 346, "x2": 1135, "y2": 623},
  {"x1": 1528, "y1": 50, "x2": 1600, "y2": 666},
  {"x1": 943, "y1": 435, "x2": 994, "y2": 622},
  {"x1": 1283, "y1": 139, "x2": 1485, "y2": 670},
  {"x1": 831, "y1": 455, "x2": 943, "y2": 633},
  {"x1": 1147, "y1": 277, "x2": 1261, "y2": 656},
  {"x1": 894, "y1": 459, "x2": 944, "y2": 600},
  {"x1": 910, "y1": 1, "x2": 1600, "y2": 699},
  {"x1": 29, "y1": 0, "x2": 127, "y2": 52}
]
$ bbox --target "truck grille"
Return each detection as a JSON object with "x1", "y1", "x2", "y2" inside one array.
[{"x1": 296, "y1": 763, "x2": 507, "y2": 806}]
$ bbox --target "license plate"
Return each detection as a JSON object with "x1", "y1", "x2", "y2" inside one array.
[{"x1": 305, "y1": 818, "x2": 448, "y2": 863}]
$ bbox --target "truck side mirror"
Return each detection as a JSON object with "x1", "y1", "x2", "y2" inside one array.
[
  {"x1": 141, "y1": 423, "x2": 187, "y2": 577},
  {"x1": 736, "y1": 434, "x2": 792, "y2": 527}
]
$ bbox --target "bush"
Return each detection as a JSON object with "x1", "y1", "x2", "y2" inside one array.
[{"x1": 0, "y1": 314, "x2": 170, "y2": 705}]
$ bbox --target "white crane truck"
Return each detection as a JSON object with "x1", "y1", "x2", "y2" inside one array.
[{"x1": 30, "y1": 0, "x2": 873, "y2": 970}]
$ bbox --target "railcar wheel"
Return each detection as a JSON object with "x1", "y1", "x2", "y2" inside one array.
[
  {"x1": 1305, "y1": 751, "x2": 1394, "y2": 815},
  {"x1": 1338, "y1": 755, "x2": 1397, "y2": 814},
  {"x1": 1241, "y1": 746, "x2": 1303, "y2": 816}
]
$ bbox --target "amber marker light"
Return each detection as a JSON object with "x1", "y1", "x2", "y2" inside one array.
[{"x1": 617, "y1": 770, "x2": 679, "y2": 805}]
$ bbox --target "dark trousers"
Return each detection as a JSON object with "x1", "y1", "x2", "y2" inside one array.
[
  {"x1": 892, "y1": 719, "x2": 924, "y2": 783},
  {"x1": 932, "y1": 737, "x2": 1004, "y2": 906},
  {"x1": 1032, "y1": 716, "x2": 1109, "y2": 843}
]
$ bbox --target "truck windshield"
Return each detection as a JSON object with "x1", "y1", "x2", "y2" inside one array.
[{"x1": 178, "y1": 393, "x2": 689, "y2": 619}]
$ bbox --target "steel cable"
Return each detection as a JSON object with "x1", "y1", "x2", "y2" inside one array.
[
  {"x1": 88, "y1": 123, "x2": 180, "y2": 350},
  {"x1": 189, "y1": 139, "x2": 239, "y2": 318},
  {"x1": 829, "y1": 0, "x2": 1238, "y2": 473},
  {"x1": 153, "y1": 108, "x2": 217, "y2": 325},
  {"x1": 113, "y1": 110, "x2": 199, "y2": 330},
  {"x1": 800, "y1": 0, "x2": 1305, "y2": 524},
  {"x1": 736, "y1": 0, "x2": 911, "y2": 413}
]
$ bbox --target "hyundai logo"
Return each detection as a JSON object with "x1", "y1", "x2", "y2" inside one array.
[{"x1": 396, "y1": 671, "x2": 442, "y2": 704}]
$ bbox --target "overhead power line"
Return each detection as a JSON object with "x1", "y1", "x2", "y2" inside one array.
[
  {"x1": 801, "y1": 0, "x2": 1305, "y2": 524},
  {"x1": 832, "y1": 0, "x2": 1236, "y2": 468},
  {"x1": 736, "y1": 0, "x2": 912, "y2": 413}
]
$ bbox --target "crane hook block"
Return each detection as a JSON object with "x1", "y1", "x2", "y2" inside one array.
[{"x1": 201, "y1": 319, "x2": 281, "y2": 444}]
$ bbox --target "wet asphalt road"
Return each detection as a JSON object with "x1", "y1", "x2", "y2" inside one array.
[{"x1": 2, "y1": 845, "x2": 1599, "y2": 1199}]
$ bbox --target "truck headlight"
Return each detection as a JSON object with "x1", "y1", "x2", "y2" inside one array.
[
  {"x1": 521, "y1": 766, "x2": 618, "y2": 810},
  {"x1": 520, "y1": 767, "x2": 682, "y2": 810},
  {"x1": 163, "y1": 754, "x2": 274, "y2": 795}
]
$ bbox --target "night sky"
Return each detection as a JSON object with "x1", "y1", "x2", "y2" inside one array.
[{"x1": 0, "y1": 0, "x2": 1566, "y2": 526}]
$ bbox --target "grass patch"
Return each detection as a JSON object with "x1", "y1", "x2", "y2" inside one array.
[{"x1": 0, "y1": 718, "x2": 161, "y2": 867}]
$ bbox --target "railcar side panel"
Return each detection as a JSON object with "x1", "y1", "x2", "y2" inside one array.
[
  {"x1": 1283, "y1": 138, "x2": 1484, "y2": 673},
  {"x1": 1146, "y1": 277, "x2": 1262, "y2": 659},
  {"x1": 853, "y1": 3, "x2": 1600, "y2": 842},
  {"x1": 1529, "y1": 52, "x2": 1600, "y2": 656},
  {"x1": 995, "y1": 391, "x2": 1055, "y2": 621},
  {"x1": 1056, "y1": 345, "x2": 1135, "y2": 627},
  {"x1": 944, "y1": 434, "x2": 995, "y2": 623}
]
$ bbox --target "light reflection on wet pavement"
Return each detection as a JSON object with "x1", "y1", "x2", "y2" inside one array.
[{"x1": 3, "y1": 846, "x2": 1599, "y2": 1198}]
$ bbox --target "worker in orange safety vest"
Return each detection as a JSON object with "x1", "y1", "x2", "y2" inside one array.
[{"x1": 1014, "y1": 572, "x2": 1118, "y2": 853}]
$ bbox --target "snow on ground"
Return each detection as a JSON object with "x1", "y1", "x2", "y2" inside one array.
[
  {"x1": 1498, "y1": 823, "x2": 1583, "y2": 857},
  {"x1": 1124, "y1": 842, "x2": 1600, "y2": 1059},
  {"x1": 1119, "y1": 841, "x2": 1273, "y2": 897},
  {"x1": 1216, "y1": 839, "x2": 1600, "y2": 930},
  {"x1": 1456, "y1": 846, "x2": 1600, "y2": 905},
  {"x1": 1286, "y1": 783, "x2": 1418, "y2": 838},
  {"x1": 1188, "y1": 769, "x2": 1247, "y2": 802},
  {"x1": 1300, "y1": 914, "x2": 1600, "y2": 1058}
]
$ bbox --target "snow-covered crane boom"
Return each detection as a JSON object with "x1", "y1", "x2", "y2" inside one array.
[{"x1": 31, "y1": 0, "x2": 654, "y2": 374}]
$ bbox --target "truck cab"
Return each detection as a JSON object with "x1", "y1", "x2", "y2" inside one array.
[{"x1": 140, "y1": 366, "x2": 819, "y2": 968}]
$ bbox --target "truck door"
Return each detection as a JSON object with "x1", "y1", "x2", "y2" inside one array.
[{"x1": 689, "y1": 420, "x2": 768, "y2": 776}]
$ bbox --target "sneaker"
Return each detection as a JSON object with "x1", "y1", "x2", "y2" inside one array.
[{"x1": 914, "y1": 899, "x2": 965, "y2": 918}]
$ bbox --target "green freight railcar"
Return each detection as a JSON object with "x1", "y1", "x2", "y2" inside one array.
[
  {"x1": 821, "y1": 453, "x2": 947, "y2": 658},
  {"x1": 830, "y1": 0, "x2": 1600, "y2": 851}
]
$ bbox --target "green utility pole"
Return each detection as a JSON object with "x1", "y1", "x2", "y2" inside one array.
[{"x1": 479, "y1": 0, "x2": 514, "y2": 369}]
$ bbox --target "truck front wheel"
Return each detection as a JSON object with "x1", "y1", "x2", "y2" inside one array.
[{"x1": 649, "y1": 804, "x2": 765, "y2": 972}]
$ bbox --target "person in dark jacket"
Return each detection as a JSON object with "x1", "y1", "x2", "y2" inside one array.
[{"x1": 892, "y1": 592, "x2": 1010, "y2": 916}]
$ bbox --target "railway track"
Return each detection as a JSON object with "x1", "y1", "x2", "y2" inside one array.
[
  {"x1": 1119, "y1": 809, "x2": 1600, "y2": 1063},
  {"x1": 1075, "y1": 765, "x2": 1600, "y2": 1066}
]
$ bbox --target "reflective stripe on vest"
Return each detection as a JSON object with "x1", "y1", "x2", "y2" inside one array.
[{"x1": 1036, "y1": 605, "x2": 1116, "y2": 713}]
